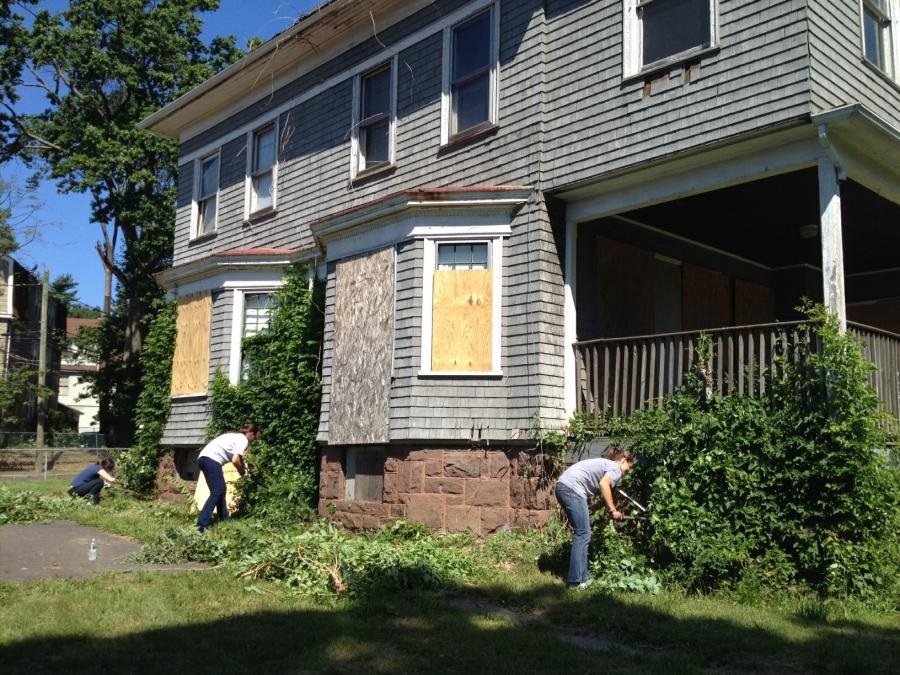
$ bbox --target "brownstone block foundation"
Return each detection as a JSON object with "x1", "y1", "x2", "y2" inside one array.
[{"x1": 318, "y1": 445, "x2": 556, "y2": 536}]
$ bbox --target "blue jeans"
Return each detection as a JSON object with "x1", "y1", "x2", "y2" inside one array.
[
  {"x1": 555, "y1": 482, "x2": 591, "y2": 585},
  {"x1": 197, "y1": 457, "x2": 229, "y2": 530}
]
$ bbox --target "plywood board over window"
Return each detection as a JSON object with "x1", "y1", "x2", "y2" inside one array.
[
  {"x1": 330, "y1": 247, "x2": 394, "y2": 445},
  {"x1": 170, "y1": 292, "x2": 212, "y2": 396},
  {"x1": 432, "y1": 268, "x2": 492, "y2": 371}
]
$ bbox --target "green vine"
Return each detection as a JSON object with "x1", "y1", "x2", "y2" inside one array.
[
  {"x1": 118, "y1": 300, "x2": 176, "y2": 494},
  {"x1": 209, "y1": 264, "x2": 325, "y2": 522}
]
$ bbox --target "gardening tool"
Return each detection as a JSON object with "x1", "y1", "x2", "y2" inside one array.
[{"x1": 616, "y1": 488, "x2": 648, "y2": 514}]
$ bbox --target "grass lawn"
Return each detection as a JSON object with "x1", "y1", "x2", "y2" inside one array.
[{"x1": 2, "y1": 479, "x2": 898, "y2": 674}]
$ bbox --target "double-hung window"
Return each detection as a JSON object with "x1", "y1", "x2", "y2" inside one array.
[
  {"x1": 862, "y1": 0, "x2": 897, "y2": 78},
  {"x1": 352, "y1": 61, "x2": 396, "y2": 177},
  {"x1": 423, "y1": 239, "x2": 501, "y2": 374},
  {"x1": 624, "y1": 0, "x2": 717, "y2": 77},
  {"x1": 229, "y1": 291, "x2": 275, "y2": 382},
  {"x1": 195, "y1": 152, "x2": 219, "y2": 237},
  {"x1": 442, "y1": 4, "x2": 499, "y2": 143},
  {"x1": 247, "y1": 122, "x2": 277, "y2": 217}
]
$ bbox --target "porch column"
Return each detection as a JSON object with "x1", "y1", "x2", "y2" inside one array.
[
  {"x1": 817, "y1": 155, "x2": 847, "y2": 329},
  {"x1": 564, "y1": 220, "x2": 578, "y2": 418}
]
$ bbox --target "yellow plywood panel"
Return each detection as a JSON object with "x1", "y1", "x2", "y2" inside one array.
[
  {"x1": 193, "y1": 461, "x2": 242, "y2": 514},
  {"x1": 432, "y1": 269, "x2": 492, "y2": 372},
  {"x1": 170, "y1": 292, "x2": 212, "y2": 396}
]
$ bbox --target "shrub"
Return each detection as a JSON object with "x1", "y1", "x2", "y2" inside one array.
[{"x1": 601, "y1": 306, "x2": 899, "y2": 600}]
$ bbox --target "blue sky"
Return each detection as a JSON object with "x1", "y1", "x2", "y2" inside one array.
[{"x1": 3, "y1": 0, "x2": 319, "y2": 308}]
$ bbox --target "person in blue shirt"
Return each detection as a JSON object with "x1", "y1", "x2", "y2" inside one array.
[
  {"x1": 555, "y1": 448, "x2": 635, "y2": 589},
  {"x1": 68, "y1": 458, "x2": 119, "y2": 504}
]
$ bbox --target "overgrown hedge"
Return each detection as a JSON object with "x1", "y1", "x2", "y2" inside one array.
[{"x1": 590, "y1": 305, "x2": 899, "y2": 602}]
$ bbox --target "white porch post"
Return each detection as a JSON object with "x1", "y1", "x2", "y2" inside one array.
[
  {"x1": 817, "y1": 155, "x2": 847, "y2": 330},
  {"x1": 564, "y1": 220, "x2": 578, "y2": 419}
]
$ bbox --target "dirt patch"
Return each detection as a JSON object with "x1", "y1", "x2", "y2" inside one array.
[
  {"x1": 0, "y1": 520, "x2": 207, "y2": 583},
  {"x1": 446, "y1": 596, "x2": 624, "y2": 653}
]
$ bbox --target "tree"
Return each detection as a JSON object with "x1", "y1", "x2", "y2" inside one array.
[
  {"x1": 50, "y1": 273, "x2": 100, "y2": 318},
  {"x1": 0, "y1": 1, "x2": 241, "y2": 444}
]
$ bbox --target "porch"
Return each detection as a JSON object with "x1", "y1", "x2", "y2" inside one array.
[{"x1": 573, "y1": 320, "x2": 900, "y2": 433}]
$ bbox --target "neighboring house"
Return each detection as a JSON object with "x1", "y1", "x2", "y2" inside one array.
[
  {"x1": 142, "y1": 0, "x2": 900, "y2": 534},
  {"x1": 58, "y1": 318, "x2": 100, "y2": 434},
  {"x1": 0, "y1": 255, "x2": 67, "y2": 429}
]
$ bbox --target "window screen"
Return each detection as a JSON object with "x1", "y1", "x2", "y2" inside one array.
[{"x1": 641, "y1": 0, "x2": 710, "y2": 65}]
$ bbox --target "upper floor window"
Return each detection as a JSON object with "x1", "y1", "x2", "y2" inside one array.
[
  {"x1": 195, "y1": 152, "x2": 219, "y2": 237},
  {"x1": 624, "y1": 0, "x2": 717, "y2": 77},
  {"x1": 352, "y1": 61, "x2": 396, "y2": 177},
  {"x1": 862, "y1": 0, "x2": 897, "y2": 78},
  {"x1": 246, "y1": 122, "x2": 277, "y2": 217},
  {"x1": 441, "y1": 4, "x2": 499, "y2": 143}
]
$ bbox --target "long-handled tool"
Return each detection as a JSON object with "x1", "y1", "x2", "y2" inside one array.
[{"x1": 616, "y1": 488, "x2": 648, "y2": 514}]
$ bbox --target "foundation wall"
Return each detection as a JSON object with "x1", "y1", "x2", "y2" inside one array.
[{"x1": 318, "y1": 446, "x2": 557, "y2": 535}]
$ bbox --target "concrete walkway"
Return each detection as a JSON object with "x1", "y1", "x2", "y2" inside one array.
[{"x1": 0, "y1": 520, "x2": 206, "y2": 582}]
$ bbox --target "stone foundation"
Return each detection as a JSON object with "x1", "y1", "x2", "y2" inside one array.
[{"x1": 318, "y1": 446, "x2": 557, "y2": 535}]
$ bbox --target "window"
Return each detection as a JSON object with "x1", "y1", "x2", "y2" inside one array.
[
  {"x1": 345, "y1": 447, "x2": 386, "y2": 502},
  {"x1": 195, "y1": 153, "x2": 219, "y2": 237},
  {"x1": 239, "y1": 292, "x2": 274, "y2": 378},
  {"x1": 353, "y1": 62, "x2": 395, "y2": 176},
  {"x1": 247, "y1": 123, "x2": 277, "y2": 216},
  {"x1": 423, "y1": 239, "x2": 501, "y2": 374},
  {"x1": 862, "y1": 0, "x2": 897, "y2": 77},
  {"x1": 623, "y1": 0, "x2": 717, "y2": 77},
  {"x1": 442, "y1": 4, "x2": 499, "y2": 143}
]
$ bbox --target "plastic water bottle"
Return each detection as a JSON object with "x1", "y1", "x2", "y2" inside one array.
[{"x1": 88, "y1": 538, "x2": 97, "y2": 561}]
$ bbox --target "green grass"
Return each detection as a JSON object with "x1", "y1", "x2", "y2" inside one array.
[{"x1": 1, "y1": 479, "x2": 898, "y2": 674}]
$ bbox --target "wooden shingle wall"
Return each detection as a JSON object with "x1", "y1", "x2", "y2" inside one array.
[{"x1": 807, "y1": 0, "x2": 900, "y2": 128}]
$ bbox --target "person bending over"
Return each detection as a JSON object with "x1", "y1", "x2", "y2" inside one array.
[
  {"x1": 68, "y1": 458, "x2": 119, "y2": 504},
  {"x1": 554, "y1": 448, "x2": 635, "y2": 589},
  {"x1": 196, "y1": 423, "x2": 259, "y2": 532}
]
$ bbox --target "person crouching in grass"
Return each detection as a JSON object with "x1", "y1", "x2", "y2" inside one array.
[
  {"x1": 68, "y1": 457, "x2": 119, "y2": 504},
  {"x1": 554, "y1": 448, "x2": 635, "y2": 589}
]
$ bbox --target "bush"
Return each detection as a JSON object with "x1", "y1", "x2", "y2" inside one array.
[{"x1": 602, "y1": 306, "x2": 899, "y2": 601}]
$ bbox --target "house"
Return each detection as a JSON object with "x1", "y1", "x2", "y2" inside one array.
[
  {"x1": 0, "y1": 255, "x2": 67, "y2": 431},
  {"x1": 57, "y1": 318, "x2": 101, "y2": 434},
  {"x1": 141, "y1": 0, "x2": 900, "y2": 534}
]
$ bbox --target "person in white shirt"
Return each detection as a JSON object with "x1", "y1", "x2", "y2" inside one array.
[{"x1": 196, "y1": 423, "x2": 259, "y2": 532}]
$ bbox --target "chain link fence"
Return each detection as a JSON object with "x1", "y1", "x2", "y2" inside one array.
[{"x1": 0, "y1": 433, "x2": 127, "y2": 481}]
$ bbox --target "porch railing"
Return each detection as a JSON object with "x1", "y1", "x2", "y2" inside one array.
[{"x1": 573, "y1": 320, "x2": 900, "y2": 431}]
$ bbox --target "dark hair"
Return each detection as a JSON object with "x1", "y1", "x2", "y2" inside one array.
[
  {"x1": 607, "y1": 447, "x2": 634, "y2": 463},
  {"x1": 239, "y1": 422, "x2": 258, "y2": 435},
  {"x1": 100, "y1": 457, "x2": 116, "y2": 472}
]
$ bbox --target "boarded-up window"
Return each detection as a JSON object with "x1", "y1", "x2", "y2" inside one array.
[
  {"x1": 345, "y1": 447, "x2": 386, "y2": 502},
  {"x1": 170, "y1": 292, "x2": 212, "y2": 396},
  {"x1": 432, "y1": 268, "x2": 493, "y2": 372}
]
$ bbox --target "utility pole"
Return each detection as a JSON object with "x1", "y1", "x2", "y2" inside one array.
[{"x1": 36, "y1": 268, "x2": 49, "y2": 448}]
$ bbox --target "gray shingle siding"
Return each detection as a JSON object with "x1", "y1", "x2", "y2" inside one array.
[{"x1": 808, "y1": 0, "x2": 900, "y2": 128}]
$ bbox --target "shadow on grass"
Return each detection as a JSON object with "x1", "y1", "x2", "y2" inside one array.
[{"x1": 2, "y1": 577, "x2": 897, "y2": 675}]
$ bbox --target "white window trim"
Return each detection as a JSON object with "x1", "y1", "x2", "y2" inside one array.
[
  {"x1": 440, "y1": 1, "x2": 500, "y2": 145},
  {"x1": 420, "y1": 235, "x2": 503, "y2": 376},
  {"x1": 860, "y1": 0, "x2": 900, "y2": 81},
  {"x1": 350, "y1": 57, "x2": 398, "y2": 179},
  {"x1": 228, "y1": 285, "x2": 281, "y2": 384},
  {"x1": 243, "y1": 119, "x2": 279, "y2": 220},
  {"x1": 192, "y1": 150, "x2": 220, "y2": 239},
  {"x1": 622, "y1": 0, "x2": 718, "y2": 79}
]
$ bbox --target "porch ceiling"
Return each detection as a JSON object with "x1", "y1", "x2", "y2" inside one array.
[{"x1": 620, "y1": 169, "x2": 900, "y2": 275}]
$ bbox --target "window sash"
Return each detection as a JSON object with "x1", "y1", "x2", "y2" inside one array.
[
  {"x1": 199, "y1": 155, "x2": 218, "y2": 200},
  {"x1": 863, "y1": 0, "x2": 893, "y2": 72},
  {"x1": 640, "y1": 0, "x2": 711, "y2": 66},
  {"x1": 437, "y1": 242, "x2": 489, "y2": 270},
  {"x1": 243, "y1": 293, "x2": 273, "y2": 338},
  {"x1": 356, "y1": 64, "x2": 393, "y2": 171},
  {"x1": 449, "y1": 9, "x2": 493, "y2": 135}
]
